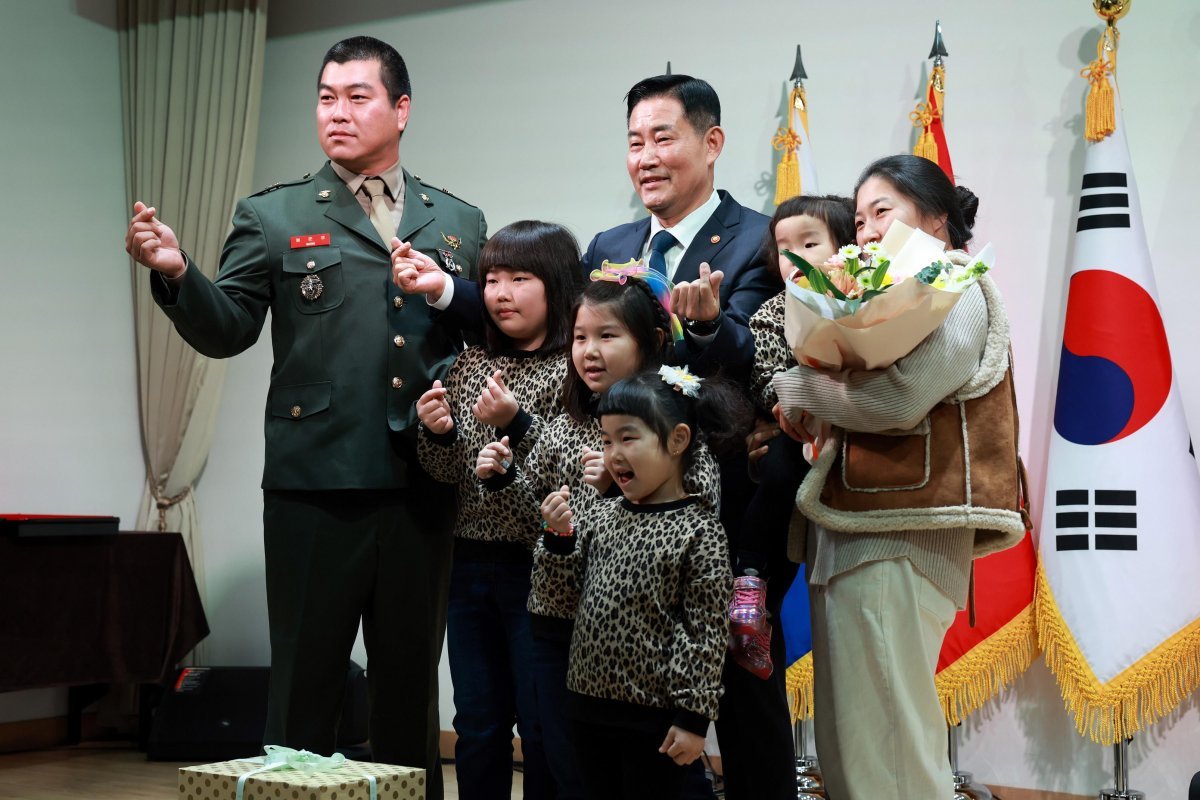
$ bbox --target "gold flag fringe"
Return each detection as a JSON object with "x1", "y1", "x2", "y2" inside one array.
[
  {"x1": 1035, "y1": 562, "x2": 1200, "y2": 745},
  {"x1": 785, "y1": 652, "x2": 814, "y2": 722},
  {"x1": 1082, "y1": 25, "x2": 1118, "y2": 142},
  {"x1": 935, "y1": 604, "x2": 1039, "y2": 726}
]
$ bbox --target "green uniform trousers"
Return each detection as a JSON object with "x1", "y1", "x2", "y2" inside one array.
[{"x1": 263, "y1": 476, "x2": 455, "y2": 799}]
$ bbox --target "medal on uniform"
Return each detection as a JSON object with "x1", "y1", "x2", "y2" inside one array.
[
  {"x1": 437, "y1": 249, "x2": 461, "y2": 274},
  {"x1": 300, "y1": 274, "x2": 324, "y2": 301},
  {"x1": 441, "y1": 232, "x2": 462, "y2": 250}
]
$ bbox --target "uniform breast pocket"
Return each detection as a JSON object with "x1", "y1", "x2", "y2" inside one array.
[{"x1": 282, "y1": 247, "x2": 345, "y2": 314}]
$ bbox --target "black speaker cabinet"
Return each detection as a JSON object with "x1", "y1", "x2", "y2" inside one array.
[{"x1": 146, "y1": 662, "x2": 368, "y2": 761}]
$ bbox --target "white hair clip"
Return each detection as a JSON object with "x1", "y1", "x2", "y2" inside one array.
[{"x1": 658, "y1": 364, "x2": 702, "y2": 398}]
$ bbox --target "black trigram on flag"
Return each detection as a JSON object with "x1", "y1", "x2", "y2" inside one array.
[
  {"x1": 1076, "y1": 172, "x2": 1131, "y2": 232},
  {"x1": 1055, "y1": 489, "x2": 1138, "y2": 551}
]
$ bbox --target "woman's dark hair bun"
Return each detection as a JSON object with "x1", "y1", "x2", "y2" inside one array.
[{"x1": 955, "y1": 185, "x2": 979, "y2": 230}]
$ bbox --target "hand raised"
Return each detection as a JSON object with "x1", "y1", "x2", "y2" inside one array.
[
  {"x1": 580, "y1": 446, "x2": 612, "y2": 493},
  {"x1": 391, "y1": 239, "x2": 447, "y2": 301},
  {"x1": 472, "y1": 370, "x2": 518, "y2": 428},
  {"x1": 540, "y1": 485, "x2": 573, "y2": 534},
  {"x1": 476, "y1": 436, "x2": 512, "y2": 479},
  {"x1": 416, "y1": 380, "x2": 454, "y2": 434},
  {"x1": 126, "y1": 202, "x2": 186, "y2": 279},
  {"x1": 670, "y1": 262, "x2": 724, "y2": 323}
]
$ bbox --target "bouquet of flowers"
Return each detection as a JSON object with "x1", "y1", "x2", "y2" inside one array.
[{"x1": 782, "y1": 220, "x2": 993, "y2": 371}]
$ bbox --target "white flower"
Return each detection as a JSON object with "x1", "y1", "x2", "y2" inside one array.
[
  {"x1": 658, "y1": 364, "x2": 702, "y2": 398},
  {"x1": 838, "y1": 244, "x2": 861, "y2": 260},
  {"x1": 862, "y1": 242, "x2": 887, "y2": 259}
]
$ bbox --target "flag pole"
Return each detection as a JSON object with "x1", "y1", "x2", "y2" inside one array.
[
  {"x1": 948, "y1": 723, "x2": 993, "y2": 799},
  {"x1": 1098, "y1": 737, "x2": 1144, "y2": 800},
  {"x1": 793, "y1": 716, "x2": 824, "y2": 798}
]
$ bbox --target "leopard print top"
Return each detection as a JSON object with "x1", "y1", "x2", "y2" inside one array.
[
  {"x1": 417, "y1": 346, "x2": 566, "y2": 546},
  {"x1": 500, "y1": 412, "x2": 723, "y2": 622},
  {"x1": 541, "y1": 496, "x2": 731, "y2": 728},
  {"x1": 749, "y1": 291, "x2": 795, "y2": 413}
]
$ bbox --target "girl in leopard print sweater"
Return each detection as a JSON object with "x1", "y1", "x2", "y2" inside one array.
[
  {"x1": 475, "y1": 274, "x2": 720, "y2": 799},
  {"x1": 415, "y1": 220, "x2": 581, "y2": 797},
  {"x1": 538, "y1": 368, "x2": 753, "y2": 800}
]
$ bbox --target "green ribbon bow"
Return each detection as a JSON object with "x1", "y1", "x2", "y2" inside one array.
[{"x1": 235, "y1": 746, "x2": 374, "y2": 800}]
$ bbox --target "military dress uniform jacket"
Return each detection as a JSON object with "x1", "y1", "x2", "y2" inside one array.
[{"x1": 152, "y1": 161, "x2": 487, "y2": 491}]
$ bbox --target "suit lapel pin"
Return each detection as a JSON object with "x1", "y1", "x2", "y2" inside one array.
[
  {"x1": 710, "y1": 235, "x2": 721, "y2": 244},
  {"x1": 437, "y1": 249, "x2": 462, "y2": 274},
  {"x1": 441, "y1": 232, "x2": 462, "y2": 250},
  {"x1": 300, "y1": 274, "x2": 324, "y2": 301}
]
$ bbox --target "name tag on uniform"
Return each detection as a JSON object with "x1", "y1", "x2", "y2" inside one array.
[{"x1": 290, "y1": 233, "x2": 331, "y2": 249}]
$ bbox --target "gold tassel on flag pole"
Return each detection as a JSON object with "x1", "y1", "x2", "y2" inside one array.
[
  {"x1": 909, "y1": 101, "x2": 939, "y2": 164},
  {"x1": 773, "y1": 45, "x2": 809, "y2": 206},
  {"x1": 1082, "y1": 0, "x2": 1125, "y2": 142},
  {"x1": 773, "y1": 86, "x2": 804, "y2": 206}
]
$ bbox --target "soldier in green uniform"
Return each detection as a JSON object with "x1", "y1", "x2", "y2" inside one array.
[{"x1": 125, "y1": 36, "x2": 485, "y2": 800}]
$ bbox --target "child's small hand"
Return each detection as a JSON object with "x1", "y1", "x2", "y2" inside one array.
[
  {"x1": 472, "y1": 370, "x2": 518, "y2": 428},
  {"x1": 417, "y1": 380, "x2": 454, "y2": 434},
  {"x1": 745, "y1": 418, "x2": 780, "y2": 482},
  {"x1": 659, "y1": 725, "x2": 705, "y2": 766},
  {"x1": 540, "y1": 485, "x2": 573, "y2": 534},
  {"x1": 580, "y1": 447, "x2": 612, "y2": 493},
  {"x1": 475, "y1": 436, "x2": 512, "y2": 479}
]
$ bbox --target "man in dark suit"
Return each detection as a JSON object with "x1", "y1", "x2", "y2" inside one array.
[
  {"x1": 125, "y1": 36, "x2": 484, "y2": 800},
  {"x1": 581, "y1": 74, "x2": 775, "y2": 384},
  {"x1": 585, "y1": 74, "x2": 795, "y2": 800}
]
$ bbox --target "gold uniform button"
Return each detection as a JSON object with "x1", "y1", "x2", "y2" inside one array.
[
  {"x1": 392, "y1": 377, "x2": 404, "y2": 389},
  {"x1": 393, "y1": 295, "x2": 405, "y2": 309},
  {"x1": 290, "y1": 405, "x2": 302, "y2": 418},
  {"x1": 393, "y1": 335, "x2": 406, "y2": 348}
]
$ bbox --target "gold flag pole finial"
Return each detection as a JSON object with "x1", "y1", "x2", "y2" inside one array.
[{"x1": 1084, "y1": 0, "x2": 1130, "y2": 142}]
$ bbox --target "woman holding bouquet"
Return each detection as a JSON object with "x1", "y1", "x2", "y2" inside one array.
[{"x1": 770, "y1": 154, "x2": 1026, "y2": 799}]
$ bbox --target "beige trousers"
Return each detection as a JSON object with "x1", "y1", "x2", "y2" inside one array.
[{"x1": 809, "y1": 556, "x2": 957, "y2": 800}]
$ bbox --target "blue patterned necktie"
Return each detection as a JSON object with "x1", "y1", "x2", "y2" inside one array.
[{"x1": 647, "y1": 229, "x2": 678, "y2": 278}]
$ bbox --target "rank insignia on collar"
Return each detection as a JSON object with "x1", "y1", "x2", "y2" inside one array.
[
  {"x1": 318, "y1": 189, "x2": 331, "y2": 199},
  {"x1": 437, "y1": 249, "x2": 462, "y2": 274},
  {"x1": 419, "y1": 193, "x2": 431, "y2": 203},
  {"x1": 441, "y1": 232, "x2": 462, "y2": 250},
  {"x1": 300, "y1": 274, "x2": 324, "y2": 301}
]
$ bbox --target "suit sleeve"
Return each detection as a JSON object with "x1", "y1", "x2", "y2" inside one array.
[
  {"x1": 151, "y1": 198, "x2": 273, "y2": 358},
  {"x1": 683, "y1": 243, "x2": 775, "y2": 383},
  {"x1": 580, "y1": 232, "x2": 602, "y2": 281}
]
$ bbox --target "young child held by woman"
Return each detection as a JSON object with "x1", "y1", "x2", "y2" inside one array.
[{"x1": 729, "y1": 195, "x2": 856, "y2": 678}]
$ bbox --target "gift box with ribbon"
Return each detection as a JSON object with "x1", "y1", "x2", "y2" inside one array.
[{"x1": 178, "y1": 746, "x2": 425, "y2": 800}]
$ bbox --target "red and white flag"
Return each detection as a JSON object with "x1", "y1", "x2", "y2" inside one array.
[{"x1": 1035, "y1": 37, "x2": 1200, "y2": 744}]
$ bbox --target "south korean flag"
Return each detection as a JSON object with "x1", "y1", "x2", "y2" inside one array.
[{"x1": 1036, "y1": 81, "x2": 1200, "y2": 746}]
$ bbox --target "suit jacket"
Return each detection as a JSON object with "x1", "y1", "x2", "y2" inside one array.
[
  {"x1": 152, "y1": 162, "x2": 487, "y2": 491},
  {"x1": 580, "y1": 190, "x2": 774, "y2": 381}
]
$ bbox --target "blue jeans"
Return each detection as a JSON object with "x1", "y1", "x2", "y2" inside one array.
[
  {"x1": 447, "y1": 557, "x2": 552, "y2": 800},
  {"x1": 530, "y1": 631, "x2": 584, "y2": 800}
]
